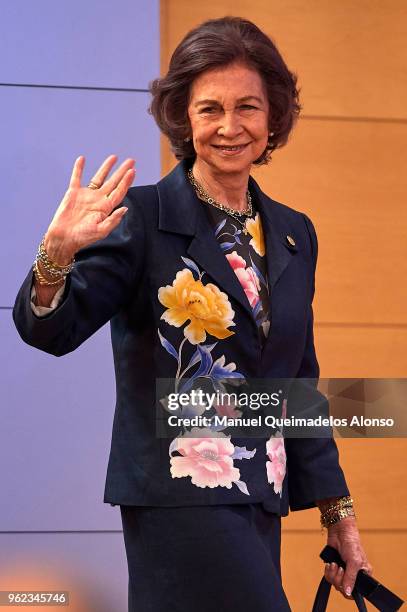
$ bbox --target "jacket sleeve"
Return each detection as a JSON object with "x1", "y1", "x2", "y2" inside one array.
[
  {"x1": 284, "y1": 213, "x2": 350, "y2": 511},
  {"x1": 13, "y1": 190, "x2": 145, "y2": 357}
]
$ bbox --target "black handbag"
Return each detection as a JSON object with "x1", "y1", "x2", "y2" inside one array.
[{"x1": 312, "y1": 545, "x2": 404, "y2": 612}]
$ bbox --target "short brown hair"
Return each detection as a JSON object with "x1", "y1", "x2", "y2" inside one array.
[{"x1": 149, "y1": 16, "x2": 301, "y2": 165}]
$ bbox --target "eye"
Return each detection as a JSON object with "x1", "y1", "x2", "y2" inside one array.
[
  {"x1": 199, "y1": 106, "x2": 217, "y2": 114},
  {"x1": 239, "y1": 104, "x2": 257, "y2": 110}
]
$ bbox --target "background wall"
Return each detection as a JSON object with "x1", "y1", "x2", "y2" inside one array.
[
  {"x1": 160, "y1": 1, "x2": 407, "y2": 610},
  {"x1": 0, "y1": 1, "x2": 160, "y2": 610}
]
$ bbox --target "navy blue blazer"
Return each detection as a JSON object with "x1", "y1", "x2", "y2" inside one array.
[{"x1": 13, "y1": 159, "x2": 349, "y2": 515}]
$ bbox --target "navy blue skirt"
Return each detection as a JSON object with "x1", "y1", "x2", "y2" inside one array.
[{"x1": 120, "y1": 504, "x2": 291, "y2": 611}]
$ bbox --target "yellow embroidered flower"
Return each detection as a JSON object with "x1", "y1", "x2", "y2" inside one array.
[
  {"x1": 245, "y1": 212, "x2": 265, "y2": 256},
  {"x1": 158, "y1": 269, "x2": 235, "y2": 344}
]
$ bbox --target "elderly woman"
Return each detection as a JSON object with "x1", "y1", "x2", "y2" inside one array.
[{"x1": 13, "y1": 16, "x2": 372, "y2": 612}]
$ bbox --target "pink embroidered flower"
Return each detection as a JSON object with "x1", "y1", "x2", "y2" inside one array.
[
  {"x1": 266, "y1": 433, "x2": 286, "y2": 495},
  {"x1": 170, "y1": 428, "x2": 240, "y2": 489},
  {"x1": 225, "y1": 251, "x2": 260, "y2": 307},
  {"x1": 225, "y1": 251, "x2": 246, "y2": 270}
]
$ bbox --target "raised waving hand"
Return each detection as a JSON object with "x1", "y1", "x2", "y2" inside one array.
[{"x1": 44, "y1": 155, "x2": 135, "y2": 264}]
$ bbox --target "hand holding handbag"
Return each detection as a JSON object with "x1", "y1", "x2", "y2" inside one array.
[{"x1": 312, "y1": 545, "x2": 404, "y2": 612}]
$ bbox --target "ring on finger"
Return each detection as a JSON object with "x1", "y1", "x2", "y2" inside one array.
[{"x1": 88, "y1": 181, "x2": 101, "y2": 190}]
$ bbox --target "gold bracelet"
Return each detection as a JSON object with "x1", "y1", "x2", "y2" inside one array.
[
  {"x1": 321, "y1": 500, "x2": 354, "y2": 516},
  {"x1": 320, "y1": 506, "x2": 356, "y2": 529},
  {"x1": 320, "y1": 496, "x2": 355, "y2": 529},
  {"x1": 320, "y1": 496, "x2": 353, "y2": 512},
  {"x1": 32, "y1": 259, "x2": 67, "y2": 286},
  {"x1": 37, "y1": 236, "x2": 75, "y2": 276}
]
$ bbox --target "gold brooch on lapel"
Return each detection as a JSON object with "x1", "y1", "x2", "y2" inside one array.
[{"x1": 286, "y1": 235, "x2": 296, "y2": 247}]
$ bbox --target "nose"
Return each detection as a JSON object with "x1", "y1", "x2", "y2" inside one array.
[{"x1": 217, "y1": 110, "x2": 244, "y2": 139}]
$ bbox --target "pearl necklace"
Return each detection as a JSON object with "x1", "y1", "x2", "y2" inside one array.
[{"x1": 187, "y1": 168, "x2": 253, "y2": 234}]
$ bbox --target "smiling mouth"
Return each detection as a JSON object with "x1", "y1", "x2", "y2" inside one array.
[{"x1": 212, "y1": 143, "x2": 250, "y2": 152}]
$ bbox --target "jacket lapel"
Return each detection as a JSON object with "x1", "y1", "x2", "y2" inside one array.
[
  {"x1": 156, "y1": 161, "x2": 299, "y2": 332},
  {"x1": 157, "y1": 160, "x2": 255, "y2": 319},
  {"x1": 249, "y1": 175, "x2": 298, "y2": 298},
  {"x1": 248, "y1": 176, "x2": 300, "y2": 366}
]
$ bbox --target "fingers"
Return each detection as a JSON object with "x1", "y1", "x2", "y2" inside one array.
[
  {"x1": 97, "y1": 205, "x2": 128, "y2": 239},
  {"x1": 69, "y1": 154, "x2": 133, "y2": 193},
  {"x1": 69, "y1": 156, "x2": 85, "y2": 189},
  {"x1": 361, "y1": 559, "x2": 374, "y2": 576},
  {"x1": 325, "y1": 563, "x2": 353, "y2": 599},
  {"x1": 325, "y1": 559, "x2": 373, "y2": 600},
  {"x1": 342, "y1": 561, "x2": 361, "y2": 597},
  {"x1": 107, "y1": 168, "x2": 135, "y2": 208},
  {"x1": 101, "y1": 158, "x2": 135, "y2": 195},
  {"x1": 88, "y1": 154, "x2": 118, "y2": 189}
]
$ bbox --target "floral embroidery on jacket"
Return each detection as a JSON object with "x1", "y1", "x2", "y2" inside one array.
[
  {"x1": 266, "y1": 433, "x2": 286, "y2": 496},
  {"x1": 169, "y1": 428, "x2": 255, "y2": 493},
  {"x1": 157, "y1": 197, "x2": 288, "y2": 497},
  {"x1": 225, "y1": 251, "x2": 260, "y2": 308},
  {"x1": 211, "y1": 208, "x2": 270, "y2": 343},
  {"x1": 245, "y1": 212, "x2": 266, "y2": 256},
  {"x1": 158, "y1": 267, "x2": 235, "y2": 344},
  {"x1": 266, "y1": 399, "x2": 287, "y2": 497},
  {"x1": 157, "y1": 258, "x2": 256, "y2": 495}
]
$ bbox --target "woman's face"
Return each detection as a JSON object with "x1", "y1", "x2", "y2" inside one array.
[{"x1": 187, "y1": 62, "x2": 270, "y2": 175}]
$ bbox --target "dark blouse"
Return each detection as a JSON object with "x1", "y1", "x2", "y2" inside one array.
[{"x1": 200, "y1": 193, "x2": 271, "y2": 347}]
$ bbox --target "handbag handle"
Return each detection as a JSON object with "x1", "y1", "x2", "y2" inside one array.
[
  {"x1": 312, "y1": 575, "x2": 367, "y2": 612},
  {"x1": 312, "y1": 546, "x2": 404, "y2": 612}
]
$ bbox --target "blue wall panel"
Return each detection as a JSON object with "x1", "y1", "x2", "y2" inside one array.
[
  {"x1": 0, "y1": 0, "x2": 160, "y2": 602},
  {"x1": 0, "y1": 87, "x2": 160, "y2": 306},
  {"x1": 1, "y1": 310, "x2": 120, "y2": 532},
  {"x1": 0, "y1": 0, "x2": 159, "y2": 89}
]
